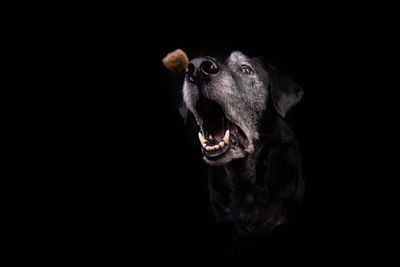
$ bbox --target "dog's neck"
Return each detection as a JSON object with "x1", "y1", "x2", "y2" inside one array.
[
  {"x1": 223, "y1": 114, "x2": 296, "y2": 186},
  {"x1": 223, "y1": 147, "x2": 260, "y2": 185}
]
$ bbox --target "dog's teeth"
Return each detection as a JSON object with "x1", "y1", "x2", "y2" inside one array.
[
  {"x1": 223, "y1": 130, "x2": 230, "y2": 144},
  {"x1": 198, "y1": 132, "x2": 207, "y2": 145},
  {"x1": 209, "y1": 134, "x2": 213, "y2": 140},
  {"x1": 204, "y1": 141, "x2": 226, "y2": 152}
]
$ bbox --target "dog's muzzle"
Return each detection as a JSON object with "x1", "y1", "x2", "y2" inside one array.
[
  {"x1": 184, "y1": 57, "x2": 250, "y2": 163},
  {"x1": 196, "y1": 99, "x2": 249, "y2": 161}
]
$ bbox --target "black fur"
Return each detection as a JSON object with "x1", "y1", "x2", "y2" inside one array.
[
  {"x1": 181, "y1": 51, "x2": 304, "y2": 247},
  {"x1": 208, "y1": 106, "x2": 304, "y2": 236}
]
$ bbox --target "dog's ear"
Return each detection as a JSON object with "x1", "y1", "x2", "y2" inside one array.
[{"x1": 268, "y1": 66, "x2": 304, "y2": 118}]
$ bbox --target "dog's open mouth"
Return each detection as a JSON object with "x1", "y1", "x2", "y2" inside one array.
[{"x1": 196, "y1": 98, "x2": 248, "y2": 160}]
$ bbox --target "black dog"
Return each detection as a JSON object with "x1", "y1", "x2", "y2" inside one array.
[{"x1": 181, "y1": 51, "x2": 305, "y2": 242}]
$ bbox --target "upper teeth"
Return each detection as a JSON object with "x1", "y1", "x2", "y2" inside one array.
[
  {"x1": 198, "y1": 132, "x2": 207, "y2": 147},
  {"x1": 198, "y1": 130, "x2": 230, "y2": 151},
  {"x1": 223, "y1": 130, "x2": 229, "y2": 144}
]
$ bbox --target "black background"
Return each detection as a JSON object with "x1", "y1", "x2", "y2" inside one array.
[{"x1": 57, "y1": 11, "x2": 395, "y2": 263}]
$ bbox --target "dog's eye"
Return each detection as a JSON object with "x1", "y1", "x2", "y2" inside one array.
[{"x1": 240, "y1": 65, "x2": 254, "y2": 75}]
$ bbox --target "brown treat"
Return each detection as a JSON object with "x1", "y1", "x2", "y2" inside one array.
[{"x1": 162, "y1": 49, "x2": 189, "y2": 73}]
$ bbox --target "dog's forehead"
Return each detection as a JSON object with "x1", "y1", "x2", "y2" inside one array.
[{"x1": 227, "y1": 51, "x2": 249, "y2": 65}]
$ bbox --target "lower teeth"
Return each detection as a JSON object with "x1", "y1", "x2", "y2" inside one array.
[{"x1": 199, "y1": 129, "x2": 231, "y2": 152}]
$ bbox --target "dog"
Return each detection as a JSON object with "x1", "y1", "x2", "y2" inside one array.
[{"x1": 180, "y1": 51, "x2": 305, "y2": 239}]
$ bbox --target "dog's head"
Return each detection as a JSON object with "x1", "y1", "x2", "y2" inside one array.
[{"x1": 182, "y1": 51, "x2": 303, "y2": 166}]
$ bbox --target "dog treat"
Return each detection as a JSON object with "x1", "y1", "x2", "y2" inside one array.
[{"x1": 162, "y1": 49, "x2": 189, "y2": 73}]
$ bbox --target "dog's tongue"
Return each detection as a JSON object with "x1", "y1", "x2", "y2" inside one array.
[
  {"x1": 201, "y1": 98, "x2": 239, "y2": 143},
  {"x1": 209, "y1": 114, "x2": 226, "y2": 142},
  {"x1": 208, "y1": 113, "x2": 239, "y2": 142}
]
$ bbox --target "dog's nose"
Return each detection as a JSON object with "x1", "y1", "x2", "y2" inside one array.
[{"x1": 186, "y1": 57, "x2": 219, "y2": 83}]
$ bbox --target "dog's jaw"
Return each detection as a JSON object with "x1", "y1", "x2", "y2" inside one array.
[
  {"x1": 203, "y1": 142, "x2": 255, "y2": 166},
  {"x1": 183, "y1": 86, "x2": 256, "y2": 165},
  {"x1": 183, "y1": 82, "x2": 261, "y2": 166}
]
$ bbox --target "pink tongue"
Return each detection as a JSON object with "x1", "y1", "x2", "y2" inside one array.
[
  {"x1": 210, "y1": 118, "x2": 238, "y2": 142},
  {"x1": 209, "y1": 115, "x2": 225, "y2": 142},
  {"x1": 213, "y1": 127, "x2": 225, "y2": 142}
]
